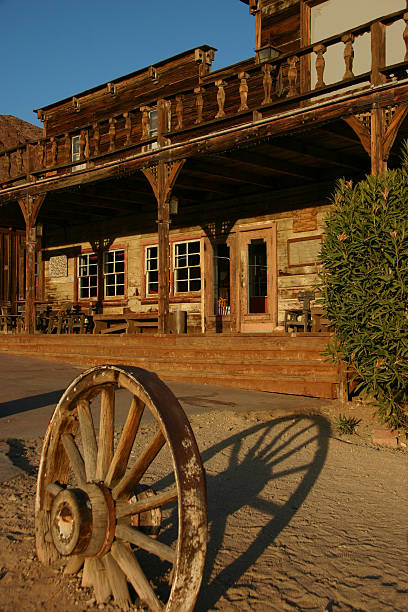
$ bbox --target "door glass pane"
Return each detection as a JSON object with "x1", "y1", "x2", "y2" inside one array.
[
  {"x1": 248, "y1": 240, "x2": 267, "y2": 314},
  {"x1": 213, "y1": 243, "x2": 230, "y2": 314}
]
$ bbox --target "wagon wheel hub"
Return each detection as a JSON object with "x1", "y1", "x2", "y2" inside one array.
[{"x1": 50, "y1": 482, "x2": 116, "y2": 558}]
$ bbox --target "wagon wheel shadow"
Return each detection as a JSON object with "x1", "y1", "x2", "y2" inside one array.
[{"x1": 195, "y1": 413, "x2": 330, "y2": 611}]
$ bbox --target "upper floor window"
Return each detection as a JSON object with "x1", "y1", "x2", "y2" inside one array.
[
  {"x1": 174, "y1": 240, "x2": 201, "y2": 293},
  {"x1": 71, "y1": 135, "x2": 86, "y2": 171}
]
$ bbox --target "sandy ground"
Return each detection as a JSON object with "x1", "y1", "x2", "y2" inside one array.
[{"x1": 0, "y1": 406, "x2": 407, "y2": 612}]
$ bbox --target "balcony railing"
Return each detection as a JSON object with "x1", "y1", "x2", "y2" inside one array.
[{"x1": 1, "y1": 9, "x2": 407, "y2": 188}]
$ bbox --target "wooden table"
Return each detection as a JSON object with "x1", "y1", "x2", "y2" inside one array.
[{"x1": 93, "y1": 312, "x2": 159, "y2": 334}]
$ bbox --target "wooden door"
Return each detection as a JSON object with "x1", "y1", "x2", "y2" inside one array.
[{"x1": 237, "y1": 224, "x2": 277, "y2": 333}]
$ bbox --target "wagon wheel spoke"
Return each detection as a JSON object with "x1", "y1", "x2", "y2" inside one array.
[
  {"x1": 116, "y1": 522, "x2": 176, "y2": 564},
  {"x1": 103, "y1": 552, "x2": 131, "y2": 610},
  {"x1": 111, "y1": 540, "x2": 163, "y2": 612},
  {"x1": 63, "y1": 555, "x2": 84, "y2": 575},
  {"x1": 105, "y1": 395, "x2": 145, "y2": 487},
  {"x1": 62, "y1": 433, "x2": 86, "y2": 488},
  {"x1": 96, "y1": 385, "x2": 115, "y2": 481},
  {"x1": 77, "y1": 398, "x2": 98, "y2": 481},
  {"x1": 112, "y1": 428, "x2": 166, "y2": 500},
  {"x1": 116, "y1": 485, "x2": 178, "y2": 519}
]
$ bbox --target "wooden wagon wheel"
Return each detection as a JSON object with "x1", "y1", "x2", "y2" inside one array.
[{"x1": 35, "y1": 365, "x2": 207, "y2": 611}]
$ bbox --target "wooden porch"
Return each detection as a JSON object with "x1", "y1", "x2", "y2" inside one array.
[{"x1": 0, "y1": 331, "x2": 339, "y2": 399}]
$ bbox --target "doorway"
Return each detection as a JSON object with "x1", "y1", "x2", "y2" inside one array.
[{"x1": 237, "y1": 224, "x2": 277, "y2": 332}]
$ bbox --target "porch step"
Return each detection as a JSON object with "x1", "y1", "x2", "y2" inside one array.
[{"x1": 0, "y1": 332, "x2": 338, "y2": 399}]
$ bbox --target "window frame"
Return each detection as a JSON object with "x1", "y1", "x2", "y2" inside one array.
[
  {"x1": 173, "y1": 239, "x2": 202, "y2": 295},
  {"x1": 76, "y1": 246, "x2": 127, "y2": 303},
  {"x1": 142, "y1": 236, "x2": 202, "y2": 302}
]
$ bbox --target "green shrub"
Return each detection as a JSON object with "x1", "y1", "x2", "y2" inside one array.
[
  {"x1": 333, "y1": 414, "x2": 360, "y2": 435},
  {"x1": 319, "y1": 147, "x2": 408, "y2": 429}
]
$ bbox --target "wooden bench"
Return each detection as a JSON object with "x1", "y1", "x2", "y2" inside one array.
[{"x1": 93, "y1": 312, "x2": 159, "y2": 335}]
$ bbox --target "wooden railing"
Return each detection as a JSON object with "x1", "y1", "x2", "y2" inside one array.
[{"x1": 1, "y1": 9, "x2": 407, "y2": 187}]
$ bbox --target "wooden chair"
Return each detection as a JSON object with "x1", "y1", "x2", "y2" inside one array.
[
  {"x1": 217, "y1": 297, "x2": 230, "y2": 315},
  {"x1": 284, "y1": 291, "x2": 314, "y2": 333}
]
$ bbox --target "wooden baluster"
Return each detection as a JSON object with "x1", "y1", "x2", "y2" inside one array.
[
  {"x1": 141, "y1": 106, "x2": 150, "y2": 140},
  {"x1": 287, "y1": 56, "x2": 299, "y2": 97},
  {"x1": 215, "y1": 79, "x2": 226, "y2": 119},
  {"x1": 175, "y1": 95, "x2": 183, "y2": 130},
  {"x1": 342, "y1": 33, "x2": 355, "y2": 80},
  {"x1": 238, "y1": 72, "x2": 249, "y2": 112},
  {"x1": 371, "y1": 21, "x2": 386, "y2": 86},
  {"x1": 194, "y1": 87, "x2": 204, "y2": 124},
  {"x1": 313, "y1": 44, "x2": 326, "y2": 89},
  {"x1": 262, "y1": 64, "x2": 273, "y2": 105},
  {"x1": 51, "y1": 137, "x2": 57, "y2": 166},
  {"x1": 108, "y1": 118, "x2": 116, "y2": 152},
  {"x1": 403, "y1": 13, "x2": 408, "y2": 61},
  {"x1": 93, "y1": 123, "x2": 100, "y2": 155},
  {"x1": 123, "y1": 112, "x2": 131, "y2": 145}
]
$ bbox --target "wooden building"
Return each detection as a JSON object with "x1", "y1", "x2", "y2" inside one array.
[{"x1": 1, "y1": 0, "x2": 408, "y2": 397}]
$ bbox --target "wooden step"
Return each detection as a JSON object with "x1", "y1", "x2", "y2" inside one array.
[{"x1": 0, "y1": 332, "x2": 338, "y2": 399}]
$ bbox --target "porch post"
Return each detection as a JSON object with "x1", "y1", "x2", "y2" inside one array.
[
  {"x1": 25, "y1": 222, "x2": 37, "y2": 333},
  {"x1": 371, "y1": 103, "x2": 386, "y2": 175},
  {"x1": 141, "y1": 99, "x2": 185, "y2": 335},
  {"x1": 18, "y1": 194, "x2": 45, "y2": 333},
  {"x1": 157, "y1": 160, "x2": 170, "y2": 334}
]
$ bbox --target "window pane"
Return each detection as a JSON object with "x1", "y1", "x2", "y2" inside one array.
[
  {"x1": 190, "y1": 279, "x2": 201, "y2": 292},
  {"x1": 188, "y1": 253, "x2": 200, "y2": 267},
  {"x1": 175, "y1": 243, "x2": 186, "y2": 256},
  {"x1": 177, "y1": 280, "x2": 188, "y2": 293},
  {"x1": 177, "y1": 268, "x2": 188, "y2": 281},
  {"x1": 189, "y1": 266, "x2": 200, "y2": 279},
  {"x1": 176, "y1": 256, "x2": 187, "y2": 268},
  {"x1": 187, "y1": 241, "x2": 200, "y2": 253}
]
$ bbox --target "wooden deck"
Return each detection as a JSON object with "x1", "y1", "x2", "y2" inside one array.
[{"x1": 0, "y1": 332, "x2": 339, "y2": 399}]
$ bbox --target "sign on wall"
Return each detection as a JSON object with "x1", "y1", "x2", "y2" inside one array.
[
  {"x1": 288, "y1": 236, "x2": 322, "y2": 267},
  {"x1": 49, "y1": 255, "x2": 68, "y2": 278}
]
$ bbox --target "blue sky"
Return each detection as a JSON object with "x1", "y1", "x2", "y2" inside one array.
[{"x1": 0, "y1": 0, "x2": 254, "y2": 126}]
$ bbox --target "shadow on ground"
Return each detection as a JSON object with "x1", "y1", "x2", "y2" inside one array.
[
  {"x1": 0, "y1": 390, "x2": 65, "y2": 418},
  {"x1": 195, "y1": 413, "x2": 330, "y2": 611}
]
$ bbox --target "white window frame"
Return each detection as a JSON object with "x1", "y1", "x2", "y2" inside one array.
[
  {"x1": 78, "y1": 252, "x2": 98, "y2": 299},
  {"x1": 104, "y1": 249, "x2": 125, "y2": 297},
  {"x1": 173, "y1": 239, "x2": 201, "y2": 294},
  {"x1": 71, "y1": 134, "x2": 86, "y2": 171},
  {"x1": 78, "y1": 249, "x2": 125, "y2": 300},
  {"x1": 145, "y1": 245, "x2": 159, "y2": 295}
]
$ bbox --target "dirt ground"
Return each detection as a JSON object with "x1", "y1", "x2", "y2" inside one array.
[{"x1": 0, "y1": 404, "x2": 407, "y2": 612}]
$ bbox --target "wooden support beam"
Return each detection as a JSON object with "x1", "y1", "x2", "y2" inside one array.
[
  {"x1": 142, "y1": 101, "x2": 185, "y2": 334},
  {"x1": 371, "y1": 103, "x2": 386, "y2": 175},
  {"x1": 18, "y1": 194, "x2": 46, "y2": 333}
]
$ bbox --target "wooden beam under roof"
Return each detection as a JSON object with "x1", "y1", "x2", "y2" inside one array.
[
  {"x1": 185, "y1": 159, "x2": 276, "y2": 189},
  {"x1": 266, "y1": 138, "x2": 365, "y2": 169},
  {"x1": 212, "y1": 150, "x2": 317, "y2": 181}
]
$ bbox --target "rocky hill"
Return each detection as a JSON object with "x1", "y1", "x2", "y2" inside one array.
[{"x1": 0, "y1": 115, "x2": 43, "y2": 152}]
